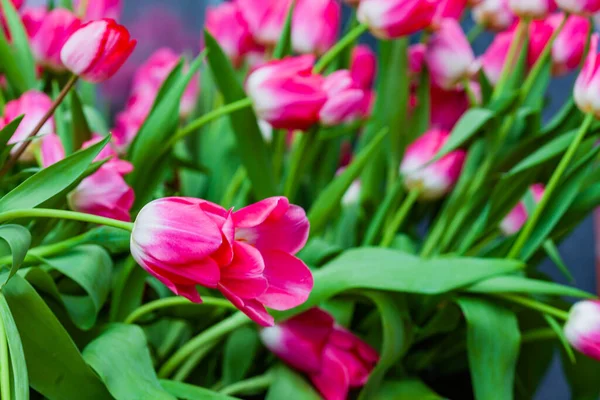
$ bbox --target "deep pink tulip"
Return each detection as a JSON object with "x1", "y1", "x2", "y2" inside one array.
[
  {"x1": 433, "y1": 0, "x2": 468, "y2": 27},
  {"x1": 400, "y1": 129, "x2": 466, "y2": 200},
  {"x1": 550, "y1": 14, "x2": 590, "y2": 76},
  {"x1": 237, "y1": 0, "x2": 293, "y2": 47},
  {"x1": 574, "y1": 34, "x2": 600, "y2": 117},
  {"x1": 20, "y1": 6, "x2": 46, "y2": 38},
  {"x1": 60, "y1": 18, "x2": 136, "y2": 83},
  {"x1": 206, "y1": 1, "x2": 260, "y2": 68},
  {"x1": 508, "y1": 0, "x2": 557, "y2": 18},
  {"x1": 319, "y1": 70, "x2": 371, "y2": 126},
  {"x1": 409, "y1": 44, "x2": 427, "y2": 78},
  {"x1": 473, "y1": 0, "x2": 516, "y2": 31},
  {"x1": 430, "y1": 85, "x2": 472, "y2": 130},
  {"x1": 565, "y1": 300, "x2": 600, "y2": 361},
  {"x1": 350, "y1": 45, "x2": 377, "y2": 89},
  {"x1": 357, "y1": 0, "x2": 439, "y2": 39},
  {"x1": 556, "y1": 0, "x2": 600, "y2": 13},
  {"x1": 260, "y1": 308, "x2": 379, "y2": 400},
  {"x1": 245, "y1": 55, "x2": 326, "y2": 130},
  {"x1": 425, "y1": 20, "x2": 475, "y2": 90},
  {"x1": 73, "y1": 0, "x2": 121, "y2": 21},
  {"x1": 478, "y1": 29, "x2": 516, "y2": 85},
  {"x1": 292, "y1": 0, "x2": 341, "y2": 55},
  {"x1": 30, "y1": 8, "x2": 81, "y2": 71},
  {"x1": 527, "y1": 18, "x2": 555, "y2": 68},
  {"x1": 131, "y1": 197, "x2": 312, "y2": 326}
]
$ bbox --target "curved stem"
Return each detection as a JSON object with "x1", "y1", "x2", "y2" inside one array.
[
  {"x1": 172, "y1": 340, "x2": 218, "y2": 382},
  {"x1": 493, "y1": 19, "x2": 529, "y2": 100},
  {"x1": 158, "y1": 312, "x2": 250, "y2": 379},
  {"x1": 125, "y1": 296, "x2": 236, "y2": 324},
  {"x1": 0, "y1": 232, "x2": 88, "y2": 267},
  {"x1": 508, "y1": 113, "x2": 594, "y2": 259},
  {"x1": 220, "y1": 373, "x2": 273, "y2": 396},
  {"x1": 521, "y1": 328, "x2": 558, "y2": 343},
  {"x1": 314, "y1": 24, "x2": 368, "y2": 73},
  {"x1": 380, "y1": 189, "x2": 420, "y2": 247},
  {"x1": 494, "y1": 293, "x2": 570, "y2": 321},
  {"x1": 0, "y1": 209, "x2": 134, "y2": 232},
  {"x1": 0, "y1": 312, "x2": 9, "y2": 400}
]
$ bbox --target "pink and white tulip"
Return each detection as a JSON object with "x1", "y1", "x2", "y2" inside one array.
[
  {"x1": 350, "y1": 45, "x2": 377, "y2": 89},
  {"x1": 60, "y1": 18, "x2": 136, "y2": 83},
  {"x1": 319, "y1": 70, "x2": 371, "y2": 126},
  {"x1": 425, "y1": 20, "x2": 475, "y2": 90},
  {"x1": 131, "y1": 196, "x2": 313, "y2": 326},
  {"x1": 400, "y1": 129, "x2": 466, "y2": 200},
  {"x1": 30, "y1": 8, "x2": 81, "y2": 71},
  {"x1": 508, "y1": 0, "x2": 556, "y2": 19},
  {"x1": 556, "y1": 0, "x2": 600, "y2": 14},
  {"x1": 478, "y1": 29, "x2": 516, "y2": 85},
  {"x1": 564, "y1": 300, "x2": 600, "y2": 361},
  {"x1": 357, "y1": 0, "x2": 439, "y2": 39},
  {"x1": 292, "y1": 0, "x2": 341, "y2": 55},
  {"x1": 550, "y1": 14, "x2": 590, "y2": 76},
  {"x1": 433, "y1": 0, "x2": 469, "y2": 27},
  {"x1": 20, "y1": 6, "x2": 46, "y2": 38},
  {"x1": 73, "y1": 0, "x2": 121, "y2": 21},
  {"x1": 237, "y1": 0, "x2": 293, "y2": 47},
  {"x1": 574, "y1": 34, "x2": 600, "y2": 117},
  {"x1": 473, "y1": 0, "x2": 516, "y2": 31},
  {"x1": 500, "y1": 184, "x2": 545, "y2": 235},
  {"x1": 260, "y1": 308, "x2": 379, "y2": 400},
  {"x1": 245, "y1": 55, "x2": 326, "y2": 130}
]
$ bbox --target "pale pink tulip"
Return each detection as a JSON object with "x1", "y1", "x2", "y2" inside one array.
[
  {"x1": 245, "y1": 55, "x2": 326, "y2": 130},
  {"x1": 30, "y1": 8, "x2": 81, "y2": 71},
  {"x1": 73, "y1": 0, "x2": 121, "y2": 21},
  {"x1": 260, "y1": 308, "x2": 379, "y2": 400},
  {"x1": 61, "y1": 18, "x2": 136, "y2": 83},
  {"x1": 556, "y1": 0, "x2": 600, "y2": 14},
  {"x1": 550, "y1": 14, "x2": 590, "y2": 75},
  {"x1": 357, "y1": 0, "x2": 439, "y2": 39},
  {"x1": 292, "y1": 0, "x2": 341, "y2": 55},
  {"x1": 350, "y1": 45, "x2": 377, "y2": 89},
  {"x1": 473, "y1": 0, "x2": 516, "y2": 31},
  {"x1": 508, "y1": 0, "x2": 557, "y2": 19},
  {"x1": 565, "y1": 300, "x2": 600, "y2": 361},
  {"x1": 319, "y1": 70, "x2": 370, "y2": 126},
  {"x1": 39, "y1": 133, "x2": 65, "y2": 167},
  {"x1": 574, "y1": 34, "x2": 600, "y2": 117}
]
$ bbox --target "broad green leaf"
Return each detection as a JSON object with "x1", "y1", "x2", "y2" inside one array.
[
  {"x1": 466, "y1": 276, "x2": 592, "y2": 298},
  {"x1": 0, "y1": 224, "x2": 30, "y2": 287},
  {"x1": 160, "y1": 380, "x2": 240, "y2": 400},
  {"x1": 0, "y1": 135, "x2": 109, "y2": 212},
  {"x1": 204, "y1": 31, "x2": 276, "y2": 199},
  {"x1": 69, "y1": 89, "x2": 92, "y2": 150},
  {"x1": 222, "y1": 326, "x2": 259, "y2": 386},
  {"x1": 0, "y1": 293, "x2": 27, "y2": 400},
  {"x1": 83, "y1": 324, "x2": 175, "y2": 400},
  {"x1": 457, "y1": 297, "x2": 520, "y2": 400},
  {"x1": 1, "y1": 273, "x2": 110, "y2": 399},
  {"x1": 297, "y1": 238, "x2": 343, "y2": 267},
  {"x1": 0, "y1": 0, "x2": 36, "y2": 91},
  {"x1": 265, "y1": 365, "x2": 321, "y2": 400},
  {"x1": 373, "y1": 379, "x2": 443, "y2": 400},
  {"x1": 272, "y1": 1, "x2": 294, "y2": 59}
]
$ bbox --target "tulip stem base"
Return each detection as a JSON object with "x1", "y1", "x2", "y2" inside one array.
[
  {"x1": 125, "y1": 296, "x2": 237, "y2": 325},
  {"x1": 0, "y1": 209, "x2": 134, "y2": 232},
  {"x1": 494, "y1": 293, "x2": 569, "y2": 321},
  {"x1": 220, "y1": 373, "x2": 273, "y2": 396},
  {"x1": 380, "y1": 189, "x2": 420, "y2": 247}
]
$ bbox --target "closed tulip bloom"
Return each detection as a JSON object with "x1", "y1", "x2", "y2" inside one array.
[
  {"x1": 260, "y1": 308, "x2": 379, "y2": 400},
  {"x1": 357, "y1": 0, "x2": 439, "y2": 39},
  {"x1": 245, "y1": 55, "x2": 327, "y2": 130},
  {"x1": 237, "y1": 0, "x2": 293, "y2": 46},
  {"x1": 60, "y1": 18, "x2": 136, "y2": 83},
  {"x1": 473, "y1": 0, "x2": 516, "y2": 30},
  {"x1": 574, "y1": 34, "x2": 600, "y2": 117},
  {"x1": 425, "y1": 20, "x2": 475, "y2": 90},
  {"x1": 565, "y1": 300, "x2": 600, "y2": 361},
  {"x1": 292, "y1": 0, "x2": 340, "y2": 55},
  {"x1": 550, "y1": 14, "x2": 590, "y2": 75},
  {"x1": 350, "y1": 45, "x2": 377, "y2": 89},
  {"x1": 478, "y1": 29, "x2": 516, "y2": 85},
  {"x1": 30, "y1": 8, "x2": 81, "y2": 71},
  {"x1": 508, "y1": 0, "x2": 556, "y2": 19},
  {"x1": 319, "y1": 70, "x2": 370, "y2": 126},
  {"x1": 74, "y1": 0, "x2": 121, "y2": 21},
  {"x1": 21, "y1": 6, "x2": 47, "y2": 38},
  {"x1": 430, "y1": 85, "x2": 472, "y2": 130},
  {"x1": 400, "y1": 129, "x2": 466, "y2": 200},
  {"x1": 556, "y1": 0, "x2": 600, "y2": 14}
]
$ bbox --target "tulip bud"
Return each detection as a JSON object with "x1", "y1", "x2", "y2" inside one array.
[
  {"x1": 357, "y1": 0, "x2": 438, "y2": 39},
  {"x1": 245, "y1": 55, "x2": 327, "y2": 130},
  {"x1": 508, "y1": 0, "x2": 556, "y2": 19},
  {"x1": 292, "y1": 0, "x2": 341, "y2": 55},
  {"x1": 574, "y1": 34, "x2": 600, "y2": 117},
  {"x1": 30, "y1": 8, "x2": 81, "y2": 71},
  {"x1": 260, "y1": 308, "x2": 379, "y2": 400},
  {"x1": 60, "y1": 18, "x2": 136, "y2": 83},
  {"x1": 350, "y1": 45, "x2": 377, "y2": 89},
  {"x1": 555, "y1": 0, "x2": 600, "y2": 14},
  {"x1": 73, "y1": 0, "x2": 121, "y2": 21},
  {"x1": 550, "y1": 14, "x2": 590, "y2": 76},
  {"x1": 400, "y1": 129, "x2": 466, "y2": 200},
  {"x1": 564, "y1": 300, "x2": 600, "y2": 361},
  {"x1": 473, "y1": 0, "x2": 516, "y2": 31},
  {"x1": 425, "y1": 20, "x2": 475, "y2": 90},
  {"x1": 319, "y1": 70, "x2": 370, "y2": 126}
]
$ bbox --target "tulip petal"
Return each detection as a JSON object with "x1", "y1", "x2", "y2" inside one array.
[
  {"x1": 310, "y1": 348, "x2": 351, "y2": 400},
  {"x1": 219, "y1": 284, "x2": 274, "y2": 327},
  {"x1": 219, "y1": 242, "x2": 268, "y2": 299}
]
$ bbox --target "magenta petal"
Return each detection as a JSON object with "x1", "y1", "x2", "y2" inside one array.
[
  {"x1": 233, "y1": 197, "x2": 289, "y2": 228},
  {"x1": 219, "y1": 284, "x2": 274, "y2": 327},
  {"x1": 256, "y1": 251, "x2": 313, "y2": 311},
  {"x1": 220, "y1": 242, "x2": 268, "y2": 299},
  {"x1": 310, "y1": 348, "x2": 350, "y2": 400}
]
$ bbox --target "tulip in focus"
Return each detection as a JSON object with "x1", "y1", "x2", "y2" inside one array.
[
  {"x1": 564, "y1": 300, "x2": 600, "y2": 361},
  {"x1": 555, "y1": 0, "x2": 600, "y2": 14},
  {"x1": 292, "y1": 0, "x2": 341, "y2": 55},
  {"x1": 260, "y1": 308, "x2": 379, "y2": 400},
  {"x1": 400, "y1": 129, "x2": 466, "y2": 200},
  {"x1": 357, "y1": 0, "x2": 439, "y2": 40},
  {"x1": 73, "y1": 0, "x2": 121, "y2": 21},
  {"x1": 131, "y1": 196, "x2": 313, "y2": 326},
  {"x1": 574, "y1": 34, "x2": 600, "y2": 117},
  {"x1": 319, "y1": 70, "x2": 371, "y2": 126},
  {"x1": 351, "y1": 45, "x2": 377, "y2": 89},
  {"x1": 245, "y1": 55, "x2": 326, "y2": 130},
  {"x1": 472, "y1": 0, "x2": 516, "y2": 31},
  {"x1": 30, "y1": 8, "x2": 81, "y2": 71},
  {"x1": 425, "y1": 20, "x2": 475, "y2": 90},
  {"x1": 508, "y1": 0, "x2": 556, "y2": 19},
  {"x1": 60, "y1": 18, "x2": 136, "y2": 83}
]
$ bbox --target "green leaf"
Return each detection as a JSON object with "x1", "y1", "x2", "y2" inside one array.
[
  {"x1": 109, "y1": 257, "x2": 147, "y2": 322},
  {"x1": 53, "y1": 82, "x2": 73, "y2": 154},
  {"x1": 222, "y1": 326, "x2": 259, "y2": 386},
  {"x1": 0, "y1": 293, "x2": 27, "y2": 400},
  {"x1": 543, "y1": 240, "x2": 574, "y2": 282},
  {"x1": 543, "y1": 314, "x2": 575, "y2": 364},
  {"x1": 373, "y1": 379, "x2": 443, "y2": 400},
  {"x1": 0, "y1": 0, "x2": 36, "y2": 92},
  {"x1": 204, "y1": 31, "x2": 276, "y2": 199},
  {"x1": 561, "y1": 348, "x2": 600, "y2": 400},
  {"x1": 0, "y1": 116, "x2": 23, "y2": 150},
  {"x1": 69, "y1": 89, "x2": 92, "y2": 150},
  {"x1": 84, "y1": 226, "x2": 131, "y2": 253},
  {"x1": 297, "y1": 238, "x2": 343, "y2": 267},
  {"x1": 457, "y1": 297, "x2": 520, "y2": 400},
  {"x1": 160, "y1": 380, "x2": 240, "y2": 400},
  {"x1": 466, "y1": 276, "x2": 592, "y2": 298},
  {"x1": 265, "y1": 365, "x2": 321, "y2": 400},
  {"x1": 83, "y1": 324, "x2": 176, "y2": 400},
  {"x1": 272, "y1": 1, "x2": 295, "y2": 59},
  {"x1": 0, "y1": 135, "x2": 109, "y2": 212},
  {"x1": 1, "y1": 274, "x2": 111, "y2": 399},
  {"x1": 0, "y1": 225, "x2": 30, "y2": 287}
]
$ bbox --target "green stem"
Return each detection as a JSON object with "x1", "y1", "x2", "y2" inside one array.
[
  {"x1": 0, "y1": 311, "x2": 9, "y2": 400},
  {"x1": 220, "y1": 373, "x2": 273, "y2": 396},
  {"x1": 283, "y1": 129, "x2": 318, "y2": 201},
  {"x1": 314, "y1": 24, "x2": 368, "y2": 73},
  {"x1": 220, "y1": 167, "x2": 248, "y2": 208},
  {"x1": 362, "y1": 179, "x2": 405, "y2": 246},
  {"x1": 0, "y1": 209, "x2": 133, "y2": 232},
  {"x1": 467, "y1": 24, "x2": 484, "y2": 43},
  {"x1": 272, "y1": 129, "x2": 287, "y2": 183},
  {"x1": 508, "y1": 113, "x2": 595, "y2": 259},
  {"x1": 380, "y1": 189, "x2": 420, "y2": 247},
  {"x1": 0, "y1": 232, "x2": 88, "y2": 267},
  {"x1": 158, "y1": 312, "x2": 250, "y2": 379},
  {"x1": 172, "y1": 339, "x2": 219, "y2": 382},
  {"x1": 493, "y1": 19, "x2": 529, "y2": 100},
  {"x1": 521, "y1": 328, "x2": 558, "y2": 343},
  {"x1": 125, "y1": 296, "x2": 236, "y2": 324},
  {"x1": 494, "y1": 293, "x2": 570, "y2": 321},
  {"x1": 463, "y1": 78, "x2": 479, "y2": 107}
]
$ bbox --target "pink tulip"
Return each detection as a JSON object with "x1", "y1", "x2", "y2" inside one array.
[
  {"x1": 473, "y1": 0, "x2": 516, "y2": 31},
  {"x1": 245, "y1": 55, "x2": 327, "y2": 130},
  {"x1": 73, "y1": 0, "x2": 121, "y2": 21},
  {"x1": 350, "y1": 45, "x2": 377, "y2": 89},
  {"x1": 319, "y1": 70, "x2": 371, "y2": 126},
  {"x1": 292, "y1": 0, "x2": 341, "y2": 55},
  {"x1": 82, "y1": 135, "x2": 133, "y2": 175},
  {"x1": 527, "y1": 18, "x2": 555, "y2": 68},
  {"x1": 260, "y1": 308, "x2": 379, "y2": 400},
  {"x1": 30, "y1": 8, "x2": 81, "y2": 71},
  {"x1": 39, "y1": 133, "x2": 65, "y2": 167},
  {"x1": 400, "y1": 129, "x2": 466, "y2": 200},
  {"x1": 206, "y1": 1, "x2": 260, "y2": 68},
  {"x1": 131, "y1": 197, "x2": 312, "y2": 326},
  {"x1": 430, "y1": 85, "x2": 471, "y2": 130},
  {"x1": 500, "y1": 184, "x2": 545, "y2": 235},
  {"x1": 574, "y1": 34, "x2": 600, "y2": 117},
  {"x1": 550, "y1": 14, "x2": 590, "y2": 76},
  {"x1": 433, "y1": 0, "x2": 468, "y2": 27},
  {"x1": 556, "y1": 0, "x2": 600, "y2": 14},
  {"x1": 20, "y1": 6, "x2": 46, "y2": 38},
  {"x1": 237, "y1": 0, "x2": 293, "y2": 47},
  {"x1": 357, "y1": 0, "x2": 439, "y2": 39},
  {"x1": 425, "y1": 20, "x2": 475, "y2": 90},
  {"x1": 508, "y1": 0, "x2": 557, "y2": 19},
  {"x1": 409, "y1": 44, "x2": 427, "y2": 78},
  {"x1": 565, "y1": 300, "x2": 600, "y2": 361},
  {"x1": 60, "y1": 18, "x2": 136, "y2": 83},
  {"x1": 478, "y1": 29, "x2": 516, "y2": 85}
]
